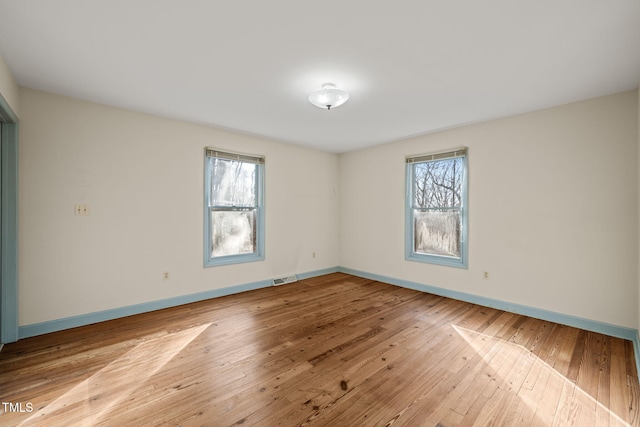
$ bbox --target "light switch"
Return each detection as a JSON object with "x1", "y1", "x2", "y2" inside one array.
[{"x1": 74, "y1": 204, "x2": 90, "y2": 216}]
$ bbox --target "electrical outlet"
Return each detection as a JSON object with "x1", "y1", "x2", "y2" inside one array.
[
  {"x1": 483, "y1": 271, "x2": 490, "y2": 280},
  {"x1": 163, "y1": 271, "x2": 170, "y2": 280}
]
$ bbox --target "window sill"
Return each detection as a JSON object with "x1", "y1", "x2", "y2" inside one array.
[
  {"x1": 205, "y1": 253, "x2": 265, "y2": 268},
  {"x1": 406, "y1": 252, "x2": 468, "y2": 269}
]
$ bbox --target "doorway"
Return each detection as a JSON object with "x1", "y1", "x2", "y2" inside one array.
[{"x1": 0, "y1": 95, "x2": 18, "y2": 344}]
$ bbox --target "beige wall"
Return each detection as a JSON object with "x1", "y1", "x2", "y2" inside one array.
[
  {"x1": 340, "y1": 90, "x2": 639, "y2": 329},
  {"x1": 17, "y1": 86, "x2": 640, "y2": 331},
  {"x1": 18, "y1": 88, "x2": 340, "y2": 325},
  {"x1": 0, "y1": 53, "x2": 19, "y2": 116}
]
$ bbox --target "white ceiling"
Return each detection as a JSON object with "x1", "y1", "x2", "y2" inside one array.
[{"x1": 0, "y1": 1, "x2": 638, "y2": 153}]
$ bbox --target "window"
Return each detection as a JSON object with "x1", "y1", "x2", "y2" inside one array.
[
  {"x1": 406, "y1": 147, "x2": 468, "y2": 268},
  {"x1": 204, "y1": 148, "x2": 264, "y2": 267}
]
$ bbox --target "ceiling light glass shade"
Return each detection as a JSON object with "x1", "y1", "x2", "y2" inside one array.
[{"x1": 308, "y1": 83, "x2": 349, "y2": 110}]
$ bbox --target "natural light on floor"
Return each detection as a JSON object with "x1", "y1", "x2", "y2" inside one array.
[
  {"x1": 452, "y1": 324, "x2": 631, "y2": 426},
  {"x1": 17, "y1": 323, "x2": 211, "y2": 427}
]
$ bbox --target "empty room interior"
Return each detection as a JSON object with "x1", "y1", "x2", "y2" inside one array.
[{"x1": 1, "y1": 1, "x2": 640, "y2": 426}]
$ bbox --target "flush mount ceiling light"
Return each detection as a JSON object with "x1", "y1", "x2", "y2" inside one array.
[{"x1": 308, "y1": 83, "x2": 349, "y2": 110}]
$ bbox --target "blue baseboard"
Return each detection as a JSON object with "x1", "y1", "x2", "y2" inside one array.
[
  {"x1": 338, "y1": 266, "x2": 640, "y2": 376},
  {"x1": 297, "y1": 266, "x2": 340, "y2": 280},
  {"x1": 19, "y1": 267, "x2": 339, "y2": 339},
  {"x1": 19, "y1": 279, "x2": 272, "y2": 339},
  {"x1": 16, "y1": 265, "x2": 640, "y2": 377}
]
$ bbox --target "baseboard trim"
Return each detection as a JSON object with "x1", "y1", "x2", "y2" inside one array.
[
  {"x1": 635, "y1": 331, "x2": 640, "y2": 379},
  {"x1": 339, "y1": 266, "x2": 640, "y2": 376},
  {"x1": 297, "y1": 266, "x2": 341, "y2": 280},
  {"x1": 18, "y1": 279, "x2": 268, "y2": 339},
  {"x1": 339, "y1": 267, "x2": 637, "y2": 339},
  {"x1": 16, "y1": 265, "x2": 640, "y2": 377},
  {"x1": 18, "y1": 267, "x2": 339, "y2": 339}
]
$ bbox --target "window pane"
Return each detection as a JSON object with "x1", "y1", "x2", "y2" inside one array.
[
  {"x1": 414, "y1": 209, "x2": 461, "y2": 258},
  {"x1": 210, "y1": 158, "x2": 256, "y2": 207},
  {"x1": 211, "y1": 210, "x2": 256, "y2": 257},
  {"x1": 413, "y1": 158, "x2": 463, "y2": 208}
]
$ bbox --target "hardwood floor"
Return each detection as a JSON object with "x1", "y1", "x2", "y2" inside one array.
[{"x1": 1, "y1": 272, "x2": 638, "y2": 426}]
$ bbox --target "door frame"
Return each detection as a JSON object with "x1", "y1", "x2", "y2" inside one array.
[{"x1": 1, "y1": 94, "x2": 18, "y2": 344}]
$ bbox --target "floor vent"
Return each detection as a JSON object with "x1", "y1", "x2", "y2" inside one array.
[{"x1": 272, "y1": 274, "x2": 297, "y2": 286}]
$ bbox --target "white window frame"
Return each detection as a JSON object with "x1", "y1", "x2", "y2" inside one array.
[
  {"x1": 204, "y1": 148, "x2": 265, "y2": 267},
  {"x1": 405, "y1": 147, "x2": 468, "y2": 268}
]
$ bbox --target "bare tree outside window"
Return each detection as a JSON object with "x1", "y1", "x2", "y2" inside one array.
[
  {"x1": 210, "y1": 158, "x2": 258, "y2": 257},
  {"x1": 411, "y1": 156, "x2": 465, "y2": 259},
  {"x1": 205, "y1": 149, "x2": 264, "y2": 266}
]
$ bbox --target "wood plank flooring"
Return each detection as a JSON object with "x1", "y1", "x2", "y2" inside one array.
[{"x1": 1, "y1": 272, "x2": 638, "y2": 426}]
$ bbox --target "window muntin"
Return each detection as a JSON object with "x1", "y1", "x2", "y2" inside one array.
[
  {"x1": 205, "y1": 149, "x2": 264, "y2": 266},
  {"x1": 406, "y1": 148, "x2": 468, "y2": 268}
]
